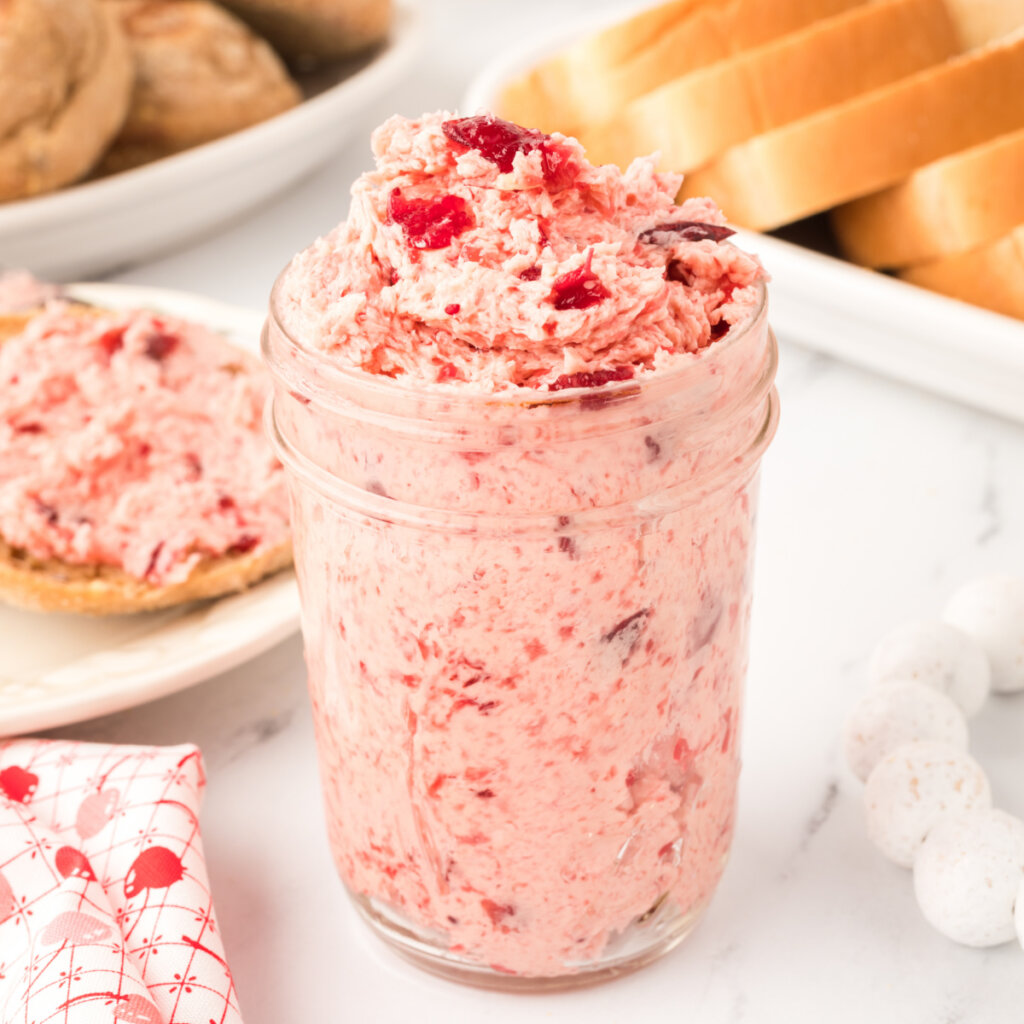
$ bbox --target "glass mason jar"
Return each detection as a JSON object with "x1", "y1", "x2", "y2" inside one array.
[{"x1": 263, "y1": 272, "x2": 778, "y2": 989}]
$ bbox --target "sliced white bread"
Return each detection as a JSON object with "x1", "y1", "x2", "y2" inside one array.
[
  {"x1": 899, "y1": 224, "x2": 1024, "y2": 320},
  {"x1": 944, "y1": 0, "x2": 1024, "y2": 48},
  {"x1": 498, "y1": 0, "x2": 867, "y2": 137},
  {"x1": 581, "y1": 0, "x2": 958, "y2": 171},
  {"x1": 681, "y1": 30, "x2": 1024, "y2": 231},
  {"x1": 832, "y1": 128, "x2": 1024, "y2": 267}
]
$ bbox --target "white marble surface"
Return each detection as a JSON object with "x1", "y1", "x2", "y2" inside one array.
[{"x1": 38, "y1": 0, "x2": 1024, "y2": 1020}]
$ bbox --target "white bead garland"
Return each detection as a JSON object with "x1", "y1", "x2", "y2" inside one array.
[{"x1": 847, "y1": 578, "x2": 1024, "y2": 949}]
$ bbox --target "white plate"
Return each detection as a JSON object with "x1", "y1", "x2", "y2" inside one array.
[
  {"x1": 0, "y1": 2, "x2": 422, "y2": 281},
  {"x1": 464, "y1": 19, "x2": 1024, "y2": 426},
  {"x1": 0, "y1": 283, "x2": 301, "y2": 736}
]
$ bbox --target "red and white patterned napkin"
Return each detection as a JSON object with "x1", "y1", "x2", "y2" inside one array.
[{"x1": 0, "y1": 740, "x2": 242, "y2": 1024}]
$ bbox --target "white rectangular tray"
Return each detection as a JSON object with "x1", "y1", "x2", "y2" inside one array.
[{"x1": 464, "y1": 19, "x2": 1024, "y2": 426}]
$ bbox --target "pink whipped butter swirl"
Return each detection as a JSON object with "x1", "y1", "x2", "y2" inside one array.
[
  {"x1": 0, "y1": 306, "x2": 289, "y2": 584},
  {"x1": 279, "y1": 112, "x2": 763, "y2": 391}
]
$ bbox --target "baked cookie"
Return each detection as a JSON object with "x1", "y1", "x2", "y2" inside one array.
[
  {"x1": 0, "y1": 305, "x2": 292, "y2": 615},
  {"x1": 217, "y1": 0, "x2": 391, "y2": 63},
  {"x1": 0, "y1": 0, "x2": 132, "y2": 199},
  {"x1": 101, "y1": 0, "x2": 302, "y2": 174}
]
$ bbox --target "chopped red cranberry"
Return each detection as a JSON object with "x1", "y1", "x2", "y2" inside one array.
[
  {"x1": 639, "y1": 221, "x2": 736, "y2": 244},
  {"x1": 602, "y1": 609, "x2": 650, "y2": 666},
  {"x1": 144, "y1": 330, "x2": 179, "y2": 362},
  {"x1": 548, "y1": 252, "x2": 610, "y2": 311},
  {"x1": 229, "y1": 534, "x2": 260, "y2": 555},
  {"x1": 96, "y1": 326, "x2": 125, "y2": 357},
  {"x1": 666, "y1": 260, "x2": 694, "y2": 286},
  {"x1": 388, "y1": 189, "x2": 473, "y2": 251},
  {"x1": 644, "y1": 435, "x2": 662, "y2": 461},
  {"x1": 34, "y1": 499, "x2": 58, "y2": 525},
  {"x1": 144, "y1": 542, "x2": 165, "y2": 578},
  {"x1": 444, "y1": 303, "x2": 461, "y2": 315},
  {"x1": 519, "y1": 266, "x2": 541, "y2": 281},
  {"x1": 14, "y1": 422, "x2": 43, "y2": 434},
  {"x1": 481, "y1": 899, "x2": 516, "y2": 926},
  {"x1": 437, "y1": 362, "x2": 460, "y2": 382},
  {"x1": 549, "y1": 366, "x2": 634, "y2": 391},
  {"x1": 442, "y1": 115, "x2": 577, "y2": 188},
  {"x1": 217, "y1": 495, "x2": 236, "y2": 511},
  {"x1": 476, "y1": 788, "x2": 496, "y2": 799}
]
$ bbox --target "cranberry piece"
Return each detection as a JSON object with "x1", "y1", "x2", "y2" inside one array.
[
  {"x1": 639, "y1": 221, "x2": 736, "y2": 244},
  {"x1": 644, "y1": 435, "x2": 662, "y2": 461},
  {"x1": 144, "y1": 330, "x2": 178, "y2": 362},
  {"x1": 388, "y1": 189, "x2": 473, "y2": 251},
  {"x1": 481, "y1": 898, "x2": 515, "y2": 926},
  {"x1": 144, "y1": 542, "x2": 164, "y2": 578},
  {"x1": 14, "y1": 422, "x2": 43, "y2": 434},
  {"x1": 437, "y1": 362, "x2": 460, "y2": 382},
  {"x1": 34, "y1": 499, "x2": 58, "y2": 525},
  {"x1": 442, "y1": 115, "x2": 577, "y2": 188},
  {"x1": 519, "y1": 266, "x2": 541, "y2": 281},
  {"x1": 229, "y1": 534, "x2": 259, "y2": 555},
  {"x1": 476, "y1": 788, "x2": 496, "y2": 799},
  {"x1": 602, "y1": 609, "x2": 650, "y2": 666},
  {"x1": 548, "y1": 253, "x2": 610, "y2": 311},
  {"x1": 217, "y1": 495, "x2": 236, "y2": 510},
  {"x1": 666, "y1": 260, "x2": 694, "y2": 286},
  {"x1": 549, "y1": 366, "x2": 634, "y2": 391},
  {"x1": 444, "y1": 303, "x2": 461, "y2": 315},
  {"x1": 96, "y1": 326, "x2": 125, "y2": 357}
]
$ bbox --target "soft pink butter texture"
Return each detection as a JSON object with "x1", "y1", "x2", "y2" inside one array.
[
  {"x1": 0, "y1": 307, "x2": 289, "y2": 584},
  {"x1": 280, "y1": 112, "x2": 763, "y2": 391}
]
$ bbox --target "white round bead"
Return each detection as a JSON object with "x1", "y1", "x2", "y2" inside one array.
[
  {"x1": 864, "y1": 741, "x2": 991, "y2": 867},
  {"x1": 869, "y1": 619, "x2": 991, "y2": 716},
  {"x1": 914, "y1": 808, "x2": 1024, "y2": 947},
  {"x1": 1015, "y1": 877, "x2": 1024, "y2": 951},
  {"x1": 844, "y1": 681, "x2": 969, "y2": 782},
  {"x1": 944, "y1": 576, "x2": 1024, "y2": 694}
]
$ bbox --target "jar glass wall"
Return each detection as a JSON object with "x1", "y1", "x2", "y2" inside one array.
[{"x1": 263, "y1": 273, "x2": 778, "y2": 988}]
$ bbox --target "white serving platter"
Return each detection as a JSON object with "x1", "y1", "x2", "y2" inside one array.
[
  {"x1": 463, "y1": 18, "x2": 1024, "y2": 426},
  {"x1": 0, "y1": 283, "x2": 301, "y2": 736},
  {"x1": 0, "y1": 2, "x2": 422, "y2": 281}
]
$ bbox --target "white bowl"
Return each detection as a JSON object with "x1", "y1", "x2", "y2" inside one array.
[{"x1": 0, "y1": 1, "x2": 422, "y2": 281}]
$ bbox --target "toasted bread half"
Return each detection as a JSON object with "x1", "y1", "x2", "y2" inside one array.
[
  {"x1": 0, "y1": 305, "x2": 293, "y2": 616},
  {"x1": 0, "y1": 536, "x2": 293, "y2": 615}
]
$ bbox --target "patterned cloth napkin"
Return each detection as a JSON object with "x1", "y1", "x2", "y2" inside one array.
[{"x1": 0, "y1": 740, "x2": 242, "y2": 1024}]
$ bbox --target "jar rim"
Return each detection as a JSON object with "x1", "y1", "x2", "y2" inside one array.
[{"x1": 263, "y1": 257, "x2": 770, "y2": 422}]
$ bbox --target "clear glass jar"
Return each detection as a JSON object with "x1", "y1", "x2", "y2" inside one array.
[{"x1": 263, "y1": 272, "x2": 778, "y2": 989}]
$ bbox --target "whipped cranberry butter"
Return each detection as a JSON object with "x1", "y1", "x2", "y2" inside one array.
[
  {"x1": 0, "y1": 307, "x2": 288, "y2": 586},
  {"x1": 264, "y1": 112, "x2": 779, "y2": 984}
]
